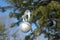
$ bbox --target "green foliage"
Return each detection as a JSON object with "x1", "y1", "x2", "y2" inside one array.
[
  {"x1": 0, "y1": 23, "x2": 5, "y2": 32},
  {"x1": 0, "y1": 7, "x2": 6, "y2": 12},
  {"x1": 25, "y1": 35, "x2": 30, "y2": 40},
  {"x1": 10, "y1": 23, "x2": 16, "y2": 27},
  {"x1": 9, "y1": 12, "x2": 13, "y2": 18}
]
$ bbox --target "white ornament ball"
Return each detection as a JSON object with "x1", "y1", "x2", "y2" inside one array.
[{"x1": 19, "y1": 22, "x2": 31, "y2": 33}]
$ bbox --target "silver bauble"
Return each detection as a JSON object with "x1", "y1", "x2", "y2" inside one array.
[{"x1": 19, "y1": 22, "x2": 31, "y2": 33}]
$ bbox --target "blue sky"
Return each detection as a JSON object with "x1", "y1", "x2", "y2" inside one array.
[{"x1": 0, "y1": 0, "x2": 48, "y2": 40}]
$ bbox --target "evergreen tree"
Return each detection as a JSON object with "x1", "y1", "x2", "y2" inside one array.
[{"x1": 0, "y1": 0, "x2": 60, "y2": 40}]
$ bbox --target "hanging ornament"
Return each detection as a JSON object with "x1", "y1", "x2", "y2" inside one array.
[
  {"x1": 20, "y1": 22, "x2": 31, "y2": 33},
  {"x1": 19, "y1": 10, "x2": 31, "y2": 33}
]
